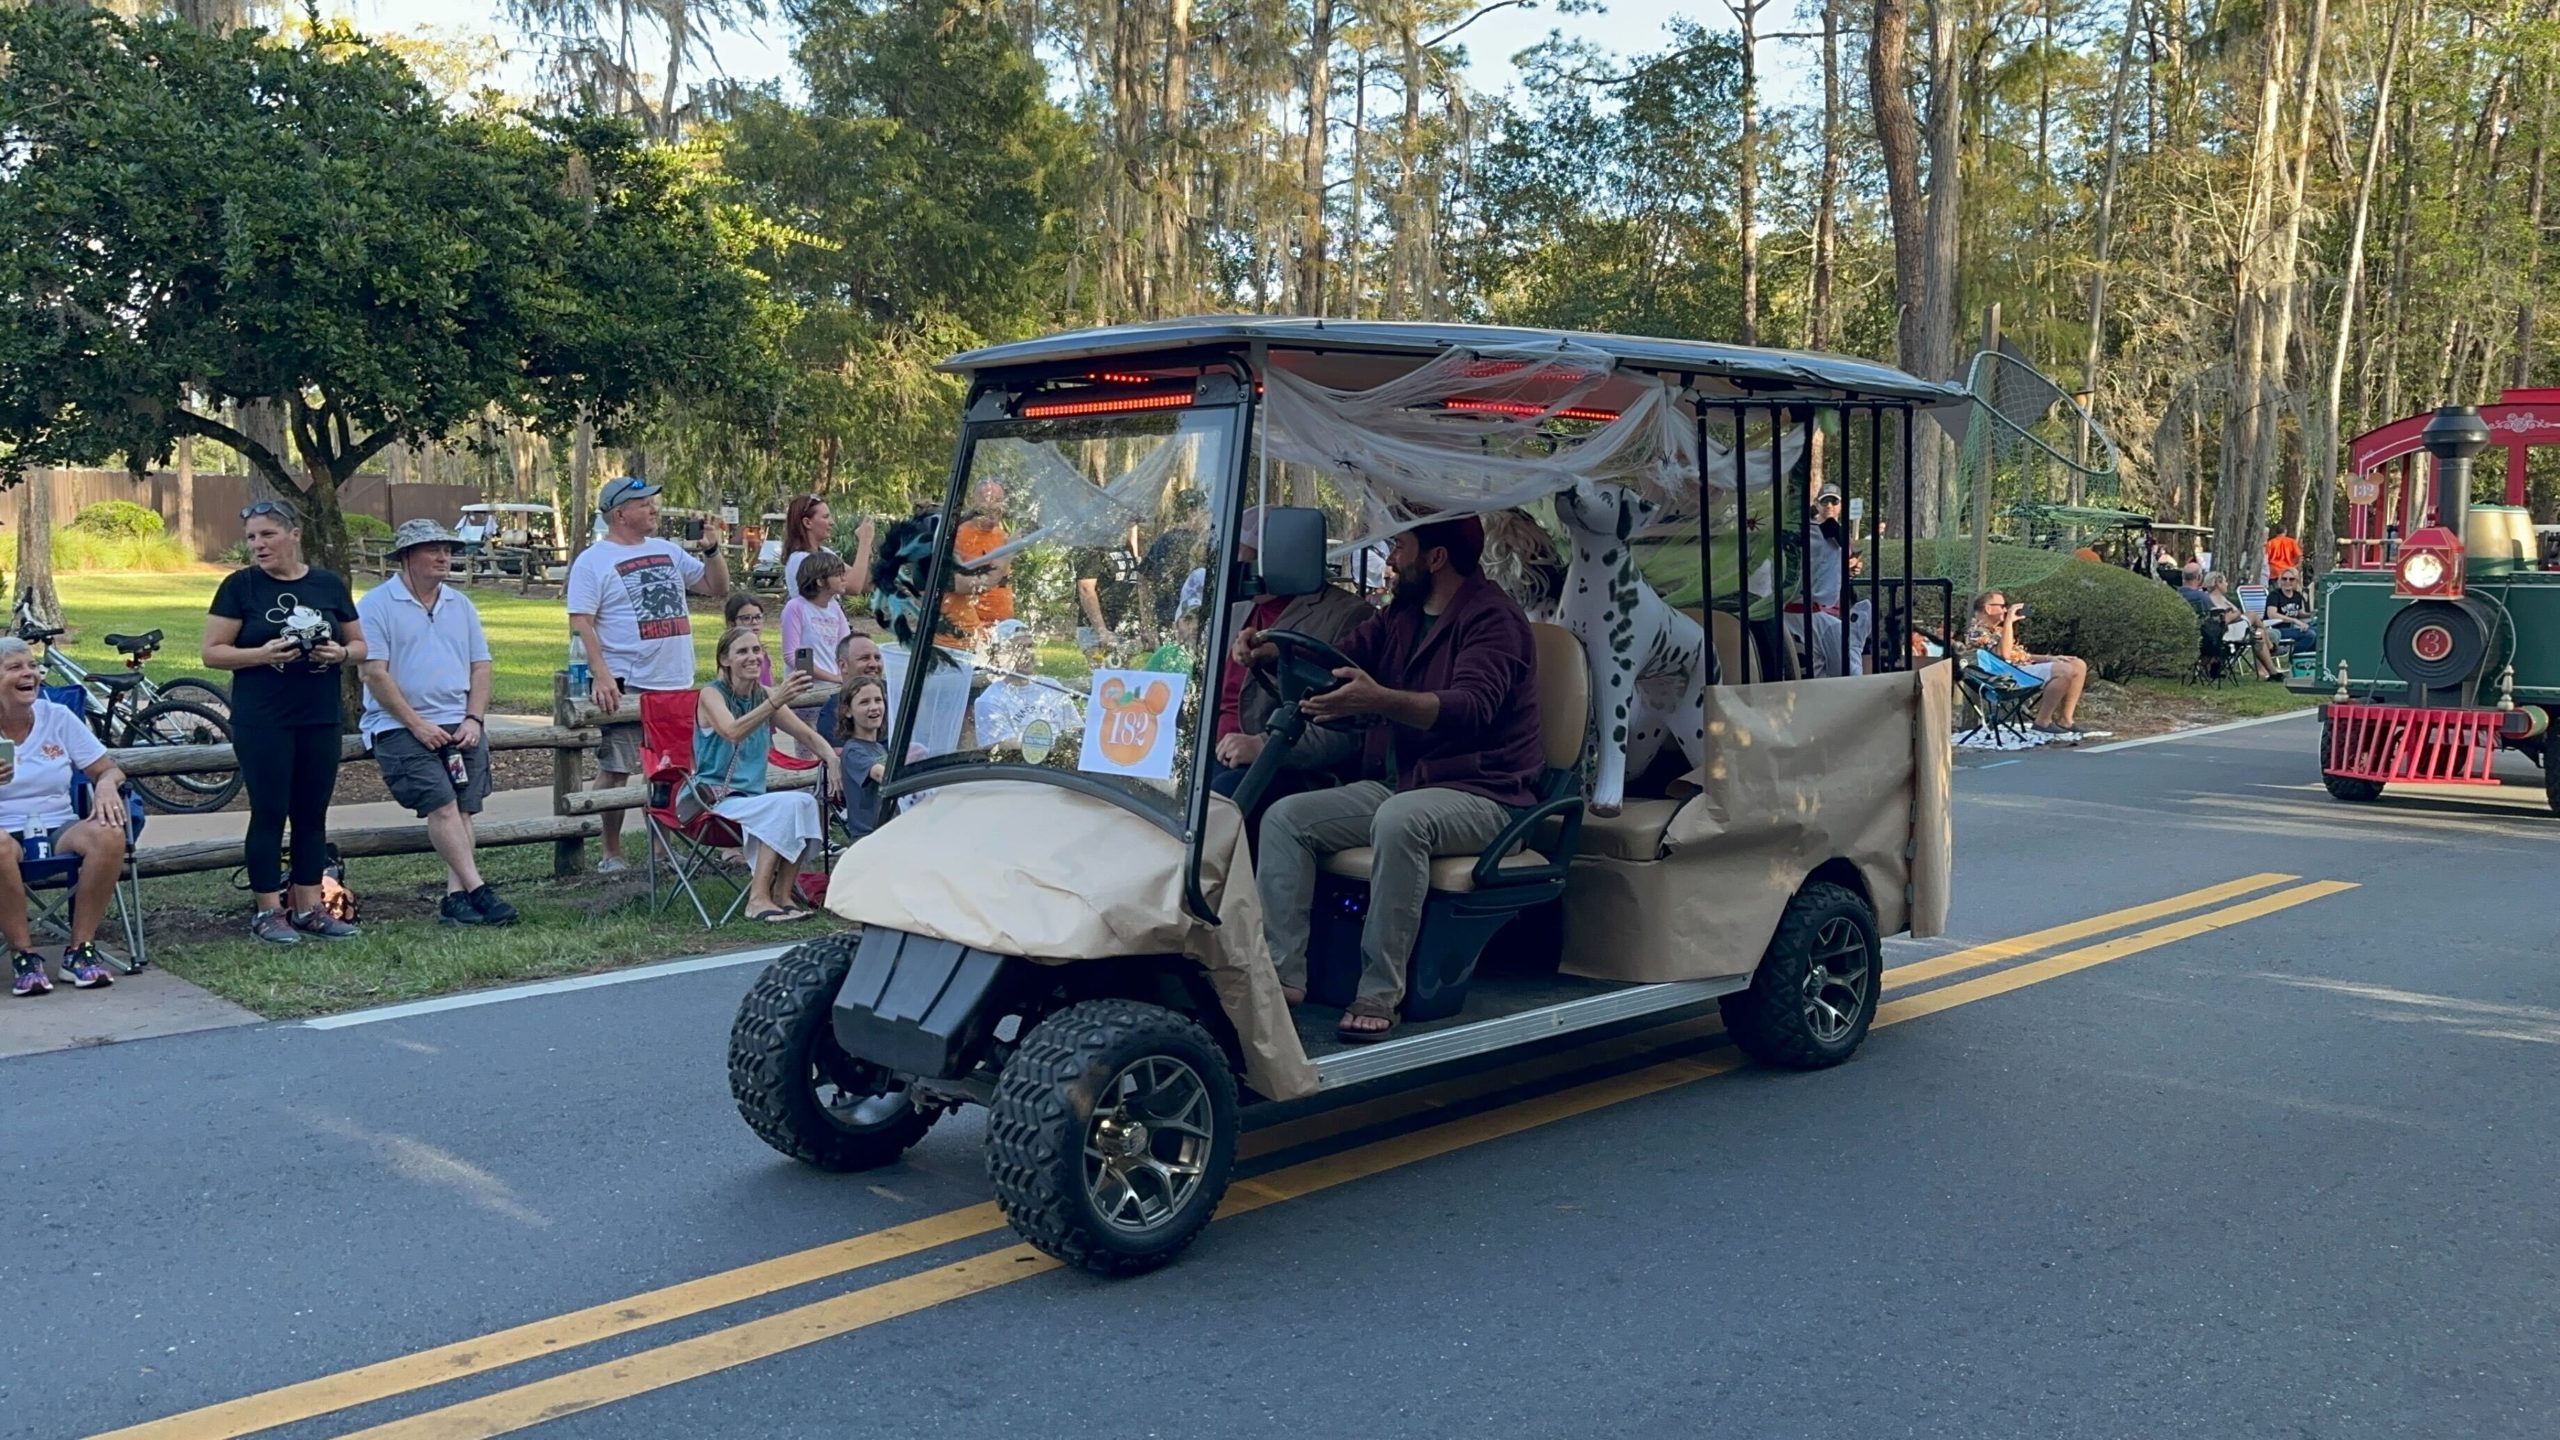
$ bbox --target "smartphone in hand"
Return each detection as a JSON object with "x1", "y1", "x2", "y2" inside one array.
[{"x1": 793, "y1": 647, "x2": 816, "y2": 677}]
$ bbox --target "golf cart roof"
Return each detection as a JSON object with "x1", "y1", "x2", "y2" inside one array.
[
  {"x1": 459, "y1": 503, "x2": 556, "y2": 514},
  {"x1": 2135, "y1": 521, "x2": 2213, "y2": 533},
  {"x1": 943, "y1": 317, "x2": 1968, "y2": 405}
]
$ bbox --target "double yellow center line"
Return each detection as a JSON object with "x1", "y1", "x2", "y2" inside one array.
[{"x1": 98, "y1": 872, "x2": 2351, "y2": 1440}]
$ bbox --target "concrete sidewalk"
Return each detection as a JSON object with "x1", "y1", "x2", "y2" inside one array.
[{"x1": 0, "y1": 966, "x2": 261, "y2": 1057}]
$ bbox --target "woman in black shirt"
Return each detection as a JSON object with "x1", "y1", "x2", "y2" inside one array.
[{"x1": 201, "y1": 501, "x2": 368, "y2": 944}]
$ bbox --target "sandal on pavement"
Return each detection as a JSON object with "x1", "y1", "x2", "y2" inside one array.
[{"x1": 1336, "y1": 998, "x2": 1398, "y2": 1044}]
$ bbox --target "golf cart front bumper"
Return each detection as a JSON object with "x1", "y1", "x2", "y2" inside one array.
[{"x1": 830, "y1": 927, "x2": 1021, "y2": 1081}]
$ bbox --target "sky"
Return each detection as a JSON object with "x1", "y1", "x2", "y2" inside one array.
[{"x1": 342, "y1": 0, "x2": 1747, "y2": 106}]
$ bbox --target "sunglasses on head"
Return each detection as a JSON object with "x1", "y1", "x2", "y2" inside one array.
[{"x1": 240, "y1": 500, "x2": 295, "y2": 523}]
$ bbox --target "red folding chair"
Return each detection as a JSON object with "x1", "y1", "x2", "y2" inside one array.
[
  {"x1": 637, "y1": 689, "x2": 827, "y2": 927},
  {"x1": 639, "y1": 689, "x2": 750, "y2": 927}
]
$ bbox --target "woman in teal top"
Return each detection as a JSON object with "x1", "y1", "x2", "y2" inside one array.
[{"x1": 695, "y1": 626, "x2": 841, "y2": 921}]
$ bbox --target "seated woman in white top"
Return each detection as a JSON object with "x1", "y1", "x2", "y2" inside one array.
[
  {"x1": 0, "y1": 637, "x2": 131, "y2": 995},
  {"x1": 693, "y1": 626, "x2": 842, "y2": 923}
]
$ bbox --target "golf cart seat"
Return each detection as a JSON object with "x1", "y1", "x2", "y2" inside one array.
[{"x1": 1308, "y1": 622, "x2": 1590, "y2": 1021}]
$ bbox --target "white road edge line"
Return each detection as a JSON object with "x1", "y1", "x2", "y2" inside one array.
[
  {"x1": 301, "y1": 944, "x2": 794, "y2": 1029},
  {"x1": 2078, "y1": 708, "x2": 2316, "y2": 754}
]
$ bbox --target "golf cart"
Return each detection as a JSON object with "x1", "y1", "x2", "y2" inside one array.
[
  {"x1": 728, "y1": 318, "x2": 1959, "y2": 1275},
  {"x1": 749, "y1": 511, "x2": 790, "y2": 592},
  {"x1": 453, "y1": 502, "x2": 566, "y2": 583}
]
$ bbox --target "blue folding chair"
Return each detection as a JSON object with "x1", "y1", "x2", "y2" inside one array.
[
  {"x1": 1956, "y1": 649, "x2": 2049, "y2": 749},
  {"x1": 19, "y1": 684, "x2": 149, "y2": 972}
]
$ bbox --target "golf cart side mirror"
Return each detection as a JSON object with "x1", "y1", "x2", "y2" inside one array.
[{"x1": 1254, "y1": 507, "x2": 1328, "y2": 598}]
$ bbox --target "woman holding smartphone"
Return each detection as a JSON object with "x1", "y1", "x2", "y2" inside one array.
[
  {"x1": 202, "y1": 500, "x2": 367, "y2": 944},
  {"x1": 0, "y1": 638, "x2": 132, "y2": 995}
]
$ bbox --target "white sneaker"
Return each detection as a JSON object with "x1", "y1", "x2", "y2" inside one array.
[{"x1": 597, "y1": 856, "x2": 632, "y2": 875}]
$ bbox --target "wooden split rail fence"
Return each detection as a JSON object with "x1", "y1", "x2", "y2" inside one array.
[{"x1": 114, "y1": 672, "x2": 824, "y2": 880}]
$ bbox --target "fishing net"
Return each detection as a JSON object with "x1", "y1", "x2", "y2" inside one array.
[{"x1": 1955, "y1": 345, "x2": 2127, "y2": 552}]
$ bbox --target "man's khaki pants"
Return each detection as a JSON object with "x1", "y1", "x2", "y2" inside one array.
[{"x1": 1259, "y1": 780, "x2": 1514, "y2": 1010}]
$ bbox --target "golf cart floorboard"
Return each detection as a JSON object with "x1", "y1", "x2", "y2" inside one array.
[{"x1": 1301, "y1": 970, "x2": 1751, "y2": 1090}]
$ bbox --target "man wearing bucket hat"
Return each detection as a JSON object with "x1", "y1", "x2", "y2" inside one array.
[
  {"x1": 567, "y1": 477, "x2": 729, "y2": 871},
  {"x1": 357, "y1": 519, "x2": 516, "y2": 925}
]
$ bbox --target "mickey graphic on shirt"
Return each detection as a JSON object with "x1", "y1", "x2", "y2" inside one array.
[{"x1": 263, "y1": 595, "x2": 338, "y2": 670}]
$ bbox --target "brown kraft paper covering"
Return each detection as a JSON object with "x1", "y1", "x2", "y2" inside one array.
[
  {"x1": 1560, "y1": 665, "x2": 1951, "y2": 983},
  {"x1": 825, "y1": 782, "x2": 1319, "y2": 1101}
]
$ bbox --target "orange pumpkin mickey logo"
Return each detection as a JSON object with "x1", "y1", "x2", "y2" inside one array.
[{"x1": 1096, "y1": 677, "x2": 1174, "y2": 765}]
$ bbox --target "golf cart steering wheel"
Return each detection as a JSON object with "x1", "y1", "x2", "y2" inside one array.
[{"x1": 1255, "y1": 628, "x2": 1380, "y2": 730}]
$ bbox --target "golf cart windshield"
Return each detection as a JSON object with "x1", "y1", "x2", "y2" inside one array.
[{"x1": 890, "y1": 402, "x2": 1240, "y2": 826}]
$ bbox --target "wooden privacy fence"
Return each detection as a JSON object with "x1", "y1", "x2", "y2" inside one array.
[{"x1": 113, "y1": 671, "x2": 823, "y2": 880}]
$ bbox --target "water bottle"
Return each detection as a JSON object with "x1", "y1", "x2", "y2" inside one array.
[{"x1": 566, "y1": 634, "x2": 590, "y2": 700}]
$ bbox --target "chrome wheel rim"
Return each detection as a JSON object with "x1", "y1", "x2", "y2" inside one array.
[
  {"x1": 1801, "y1": 917, "x2": 1871, "y2": 1045},
  {"x1": 1083, "y1": 1055, "x2": 1214, "y2": 1233}
]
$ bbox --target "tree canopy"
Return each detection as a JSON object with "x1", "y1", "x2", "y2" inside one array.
[{"x1": 0, "y1": 7, "x2": 781, "y2": 565}]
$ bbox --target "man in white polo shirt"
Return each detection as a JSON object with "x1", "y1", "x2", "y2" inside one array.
[
  {"x1": 358, "y1": 520, "x2": 516, "y2": 926},
  {"x1": 568, "y1": 476, "x2": 729, "y2": 872}
]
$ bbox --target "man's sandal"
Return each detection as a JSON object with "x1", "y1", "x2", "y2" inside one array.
[{"x1": 1336, "y1": 998, "x2": 1397, "y2": 1044}]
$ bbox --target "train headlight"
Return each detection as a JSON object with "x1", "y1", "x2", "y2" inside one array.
[{"x1": 2391, "y1": 527, "x2": 2465, "y2": 598}]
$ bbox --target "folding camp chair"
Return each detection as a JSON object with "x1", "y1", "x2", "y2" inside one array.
[
  {"x1": 1955, "y1": 650, "x2": 2049, "y2": 749},
  {"x1": 639, "y1": 689, "x2": 749, "y2": 927},
  {"x1": 636, "y1": 689, "x2": 826, "y2": 928},
  {"x1": 20, "y1": 684, "x2": 149, "y2": 971}
]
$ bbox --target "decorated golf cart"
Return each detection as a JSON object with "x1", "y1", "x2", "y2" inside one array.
[{"x1": 727, "y1": 319, "x2": 1959, "y2": 1274}]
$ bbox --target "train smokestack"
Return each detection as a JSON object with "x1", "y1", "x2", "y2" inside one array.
[{"x1": 2421, "y1": 404, "x2": 2491, "y2": 545}]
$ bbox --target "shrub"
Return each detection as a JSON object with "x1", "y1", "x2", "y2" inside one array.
[
  {"x1": 1882, "y1": 539, "x2": 2198, "y2": 681},
  {"x1": 67, "y1": 499, "x2": 167, "y2": 538},
  {"x1": 54, "y1": 528, "x2": 198, "y2": 572},
  {"x1": 346, "y1": 514, "x2": 394, "y2": 542}
]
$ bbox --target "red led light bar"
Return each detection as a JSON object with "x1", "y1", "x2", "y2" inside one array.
[
  {"x1": 1442, "y1": 398, "x2": 1622, "y2": 423},
  {"x1": 1088, "y1": 371, "x2": 1158, "y2": 385},
  {"x1": 1020, "y1": 389, "x2": 1196, "y2": 420}
]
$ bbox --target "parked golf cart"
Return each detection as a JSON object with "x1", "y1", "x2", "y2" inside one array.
[
  {"x1": 728, "y1": 318, "x2": 1959, "y2": 1275},
  {"x1": 453, "y1": 502, "x2": 566, "y2": 583},
  {"x1": 748, "y1": 511, "x2": 790, "y2": 592}
]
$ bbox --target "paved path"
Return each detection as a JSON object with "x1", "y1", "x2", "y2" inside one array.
[{"x1": 11, "y1": 710, "x2": 2560, "y2": 1439}]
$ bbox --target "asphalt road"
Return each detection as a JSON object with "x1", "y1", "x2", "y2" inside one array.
[{"x1": 9, "y1": 710, "x2": 2559, "y2": 1440}]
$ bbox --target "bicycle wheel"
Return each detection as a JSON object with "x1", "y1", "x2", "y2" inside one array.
[
  {"x1": 120, "y1": 698, "x2": 241, "y2": 814},
  {"x1": 156, "y1": 676, "x2": 232, "y2": 717}
]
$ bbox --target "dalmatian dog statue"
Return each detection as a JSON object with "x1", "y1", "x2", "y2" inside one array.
[{"x1": 1554, "y1": 479, "x2": 1709, "y2": 818}]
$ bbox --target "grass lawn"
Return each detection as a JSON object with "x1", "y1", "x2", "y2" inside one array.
[
  {"x1": 53, "y1": 568, "x2": 729, "y2": 715},
  {"x1": 2121, "y1": 675, "x2": 2320, "y2": 718},
  {"x1": 145, "y1": 839, "x2": 822, "y2": 1018}
]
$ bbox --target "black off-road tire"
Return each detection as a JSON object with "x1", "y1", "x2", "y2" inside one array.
[
  {"x1": 2320, "y1": 718, "x2": 2385, "y2": 802},
  {"x1": 986, "y1": 999, "x2": 1239, "y2": 1277},
  {"x1": 729, "y1": 934, "x2": 937, "y2": 1171},
  {"x1": 1720, "y1": 880, "x2": 1881, "y2": 1071}
]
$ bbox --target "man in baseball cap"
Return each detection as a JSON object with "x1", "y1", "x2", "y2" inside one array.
[
  {"x1": 566, "y1": 478, "x2": 730, "y2": 871},
  {"x1": 357, "y1": 518, "x2": 516, "y2": 924}
]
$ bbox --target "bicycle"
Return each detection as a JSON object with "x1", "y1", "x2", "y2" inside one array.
[{"x1": 12, "y1": 595, "x2": 241, "y2": 815}]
